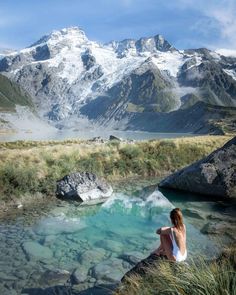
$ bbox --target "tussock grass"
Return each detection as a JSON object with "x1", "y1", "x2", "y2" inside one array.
[
  {"x1": 115, "y1": 245, "x2": 236, "y2": 295},
  {"x1": 0, "y1": 135, "x2": 232, "y2": 201}
]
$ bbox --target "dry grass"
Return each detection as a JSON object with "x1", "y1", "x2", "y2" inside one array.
[
  {"x1": 115, "y1": 245, "x2": 236, "y2": 295},
  {"x1": 0, "y1": 135, "x2": 232, "y2": 201}
]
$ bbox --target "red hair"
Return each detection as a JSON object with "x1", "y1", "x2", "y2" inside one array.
[{"x1": 170, "y1": 208, "x2": 184, "y2": 230}]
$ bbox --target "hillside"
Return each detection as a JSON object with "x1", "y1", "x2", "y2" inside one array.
[{"x1": 0, "y1": 74, "x2": 34, "y2": 111}]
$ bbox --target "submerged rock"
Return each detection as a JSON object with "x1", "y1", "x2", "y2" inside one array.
[
  {"x1": 159, "y1": 136, "x2": 236, "y2": 198},
  {"x1": 40, "y1": 269, "x2": 71, "y2": 286},
  {"x1": 182, "y1": 208, "x2": 205, "y2": 220},
  {"x1": 119, "y1": 251, "x2": 146, "y2": 265},
  {"x1": 95, "y1": 239, "x2": 123, "y2": 253},
  {"x1": 201, "y1": 221, "x2": 236, "y2": 237},
  {"x1": 78, "y1": 248, "x2": 107, "y2": 268},
  {"x1": 22, "y1": 241, "x2": 53, "y2": 259},
  {"x1": 70, "y1": 268, "x2": 88, "y2": 284},
  {"x1": 92, "y1": 258, "x2": 125, "y2": 283},
  {"x1": 56, "y1": 172, "x2": 113, "y2": 202}
]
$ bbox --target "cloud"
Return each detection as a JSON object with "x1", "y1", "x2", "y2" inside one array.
[
  {"x1": 216, "y1": 48, "x2": 236, "y2": 57},
  {"x1": 174, "y1": 0, "x2": 236, "y2": 49},
  {"x1": 209, "y1": 4, "x2": 236, "y2": 48}
]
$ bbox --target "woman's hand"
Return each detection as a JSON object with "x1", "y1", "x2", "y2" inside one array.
[{"x1": 156, "y1": 228, "x2": 161, "y2": 235}]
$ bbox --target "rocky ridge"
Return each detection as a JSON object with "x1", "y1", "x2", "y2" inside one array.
[{"x1": 0, "y1": 27, "x2": 236, "y2": 133}]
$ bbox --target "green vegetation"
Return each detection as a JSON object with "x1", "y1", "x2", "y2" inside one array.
[
  {"x1": 115, "y1": 245, "x2": 236, "y2": 295},
  {"x1": 204, "y1": 104, "x2": 236, "y2": 135},
  {"x1": 126, "y1": 103, "x2": 145, "y2": 113},
  {"x1": 0, "y1": 74, "x2": 34, "y2": 111},
  {"x1": 0, "y1": 135, "x2": 232, "y2": 201}
]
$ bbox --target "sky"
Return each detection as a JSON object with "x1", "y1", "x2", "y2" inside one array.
[{"x1": 0, "y1": 0, "x2": 236, "y2": 51}]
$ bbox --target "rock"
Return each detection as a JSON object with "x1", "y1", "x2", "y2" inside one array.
[
  {"x1": 0, "y1": 272, "x2": 18, "y2": 281},
  {"x1": 119, "y1": 251, "x2": 146, "y2": 265},
  {"x1": 22, "y1": 241, "x2": 53, "y2": 259},
  {"x1": 14, "y1": 270, "x2": 28, "y2": 280},
  {"x1": 43, "y1": 235, "x2": 56, "y2": 245},
  {"x1": 109, "y1": 135, "x2": 122, "y2": 141},
  {"x1": 159, "y1": 136, "x2": 236, "y2": 198},
  {"x1": 95, "y1": 239, "x2": 123, "y2": 253},
  {"x1": 13, "y1": 201, "x2": 23, "y2": 209},
  {"x1": 78, "y1": 248, "x2": 107, "y2": 267},
  {"x1": 70, "y1": 268, "x2": 88, "y2": 284},
  {"x1": 89, "y1": 136, "x2": 104, "y2": 143},
  {"x1": 121, "y1": 253, "x2": 167, "y2": 281},
  {"x1": 201, "y1": 221, "x2": 236, "y2": 236},
  {"x1": 40, "y1": 269, "x2": 70, "y2": 286},
  {"x1": 182, "y1": 208, "x2": 205, "y2": 220},
  {"x1": 56, "y1": 172, "x2": 113, "y2": 202},
  {"x1": 34, "y1": 216, "x2": 86, "y2": 235},
  {"x1": 92, "y1": 258, "x2": 125, "y2": 283}
]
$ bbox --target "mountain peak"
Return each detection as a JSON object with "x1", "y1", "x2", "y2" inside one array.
[
  {"x1": 108, "y1": 34, "x2": 175, "y2": 57},
  {"x1": 30, "y1": 26, "x2": 88, "y2": 47}
]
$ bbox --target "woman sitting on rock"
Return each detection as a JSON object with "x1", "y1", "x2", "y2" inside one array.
[{"x1": 154, "y1": 208, "x2": 187, "y2": 262}]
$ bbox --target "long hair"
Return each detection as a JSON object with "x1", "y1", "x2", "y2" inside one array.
[{"x1": 170, "y1": 208, "x2": 184, "y2": 230}]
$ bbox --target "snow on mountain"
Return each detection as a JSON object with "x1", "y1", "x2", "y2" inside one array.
[
  {"x1": 216, "y1": 49, "x2": 236, "y2": 57},
  {"x1": 0, "y1": 26, "x2": 236, "y2": 129}
]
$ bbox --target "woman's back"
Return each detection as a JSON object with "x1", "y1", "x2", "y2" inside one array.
[{"x1": 172, "y1": 224, "x2": 186, "y2": 256}]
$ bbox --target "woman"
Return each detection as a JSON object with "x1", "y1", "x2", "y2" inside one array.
[{"x1": 154, "y1": 208, "x2": 187, "y2": 262}]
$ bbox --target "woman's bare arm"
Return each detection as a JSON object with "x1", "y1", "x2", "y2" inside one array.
[{"x1": 156, "y1": 226, "x2": 171, "y2": 235}]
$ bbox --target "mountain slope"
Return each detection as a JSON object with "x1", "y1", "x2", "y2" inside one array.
[
  {"x1": 0, "y1": 27, "x2": 236, "y2": 133},
  {"x1": 0, "y1": 74, "x2": 34, "y2": 111}
]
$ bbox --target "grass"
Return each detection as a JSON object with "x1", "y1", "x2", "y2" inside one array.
[
  {"x1": 0, "y1": 73, "x2": 34, "y2": 111},
  {"x1": 115, "y1": 245, "x2": 236, "y2": 295},
  {"x1": 0, "y1": 135, "x2": 233, "y2": 202}
]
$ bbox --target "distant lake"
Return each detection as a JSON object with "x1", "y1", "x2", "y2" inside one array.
[{"x1": 0, "y1": 129, "x2": 194, "y2": 142}]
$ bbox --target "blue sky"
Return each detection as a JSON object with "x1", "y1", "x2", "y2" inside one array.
[{"x1": 0, "y1": 0, "x2": 235, "y2": 50}]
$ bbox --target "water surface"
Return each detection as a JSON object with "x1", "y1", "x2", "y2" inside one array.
[
  {"x1": 0, "y1": 184, "x2": 232, "y2": 295},
  {"x1": 0, "y1": 129, "x2": 194, "y2": 142}
]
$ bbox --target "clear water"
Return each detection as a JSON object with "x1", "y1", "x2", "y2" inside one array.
[
  {"x1": 0, "y1": 129, "x2": 194, "y2": 142},
  {"x1": 0, "y1": 186, "x2": 233, "y2": 295}
]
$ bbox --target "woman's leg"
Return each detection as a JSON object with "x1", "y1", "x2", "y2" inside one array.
[
  {"x1": 152, "y1": 244, "x2": 164, "y2": 255},
  {"x1": 160, "y1": 234, "x2": 176, "y2": 261}
]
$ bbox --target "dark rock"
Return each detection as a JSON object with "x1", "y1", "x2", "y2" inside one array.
[
  {"x1": 32, "y1": 44, "x2": 51, "y2": 61},
  {"x1": 89, "y1": 136, "x2": 104, "y2": 143},
  {"x1": 159, "y1": 136, "x2": 236, "y2": 198},
  {"x1": 81, "y1": 49, "x2": 96, "y2": 71},
  {"x1": 121, "y1": 253, "x2": 167, "y2": 281},
  {"x1": 109, "y1": 135, "x2": 122, "y2": 141},
  {"x1": 56, "y1": 172, "x2": 113, "y2": 202}
]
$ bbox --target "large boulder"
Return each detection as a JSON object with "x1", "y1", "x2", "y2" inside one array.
[
  {"x1": 159, "y1": 136, "x2": 236, "y2": 198},
  {"x1": 56, "y1": 172, "x2": 113, "y2": 202}
]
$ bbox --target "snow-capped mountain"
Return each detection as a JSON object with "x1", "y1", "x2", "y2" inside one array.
[{"x1": 0, "y1": 27, "x2": 236, "y2": 132}]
